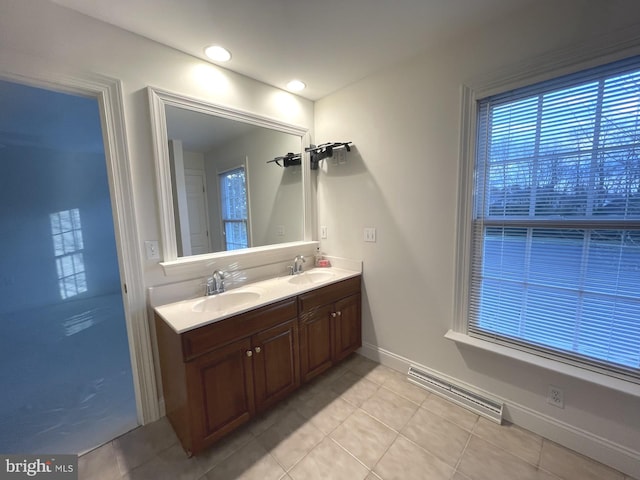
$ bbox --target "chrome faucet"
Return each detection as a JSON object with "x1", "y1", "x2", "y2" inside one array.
[
  {"x1": 290, "y1": 255, "x2": 306, "y2": 275},
  {"x1": 205, "y1": 270, "x2": 225, "y2": 295}
]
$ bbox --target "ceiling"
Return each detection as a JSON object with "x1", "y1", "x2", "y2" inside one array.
[{"x1": 51, "y1": 0, "x2": 536, "y2": 101}]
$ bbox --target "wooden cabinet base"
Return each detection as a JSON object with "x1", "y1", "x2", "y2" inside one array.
[{"x1": 155, "y1": 276, "x2": 361, "y2": 456}]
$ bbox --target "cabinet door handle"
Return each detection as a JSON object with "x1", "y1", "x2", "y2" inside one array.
[
  {"x1": 331, "y1": 312, "x2": 337, "y2": 318},
  {"x1": 337, "y1": 311, "x2": 342, "y2": 316},
  {"x1": 246, "y1": 350, "x2": 253, "y2": 357},
  {"x1": 255, "y1": 346, "x2": 261, "y2": 354}
]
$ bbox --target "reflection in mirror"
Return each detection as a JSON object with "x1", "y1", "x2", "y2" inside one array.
[{"x1": 147, "y1": 87, "x2": 309, "y2": 264}]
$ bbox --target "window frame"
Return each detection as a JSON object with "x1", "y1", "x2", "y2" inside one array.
[{"x1": 452, "y1": 48, "x2": 640, "y2": 393}]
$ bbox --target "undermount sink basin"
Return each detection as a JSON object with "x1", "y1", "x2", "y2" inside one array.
[
  {"x1": 288, "y1": 269, "x2": 336, "y2": 285},
  {"x1": 191, "y1": 290, "x2": 261, "y2": 313}
]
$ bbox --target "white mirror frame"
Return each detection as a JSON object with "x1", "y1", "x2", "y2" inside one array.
[{"x1": 147, "y1": 87, "x2": 314, "y2": 275}]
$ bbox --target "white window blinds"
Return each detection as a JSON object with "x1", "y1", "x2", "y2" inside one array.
[{"x1": 470, "y1": 56, "x2": 640, "y2": 382}]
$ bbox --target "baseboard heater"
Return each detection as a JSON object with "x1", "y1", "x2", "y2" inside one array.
[{"x1": 407, "y1": 366, "x2": 504, "y2": 424}]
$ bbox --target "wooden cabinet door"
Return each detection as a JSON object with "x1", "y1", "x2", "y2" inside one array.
[
  {"x1": 187, "y1": 337, "x2": 255, "y2": 453},
  {"x1": 299, "y1": 303, "x2": 334, "y2": 383},
  {"x1": 252, "y1": 319, "x2": 299, "y2": 412},
  {"x1": 333, "y1": 293, "x2": 362, "y2": 362}
]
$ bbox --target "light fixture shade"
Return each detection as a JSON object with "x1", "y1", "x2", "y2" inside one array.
[
  {"x1": 286, "y1": 80, "x2": 306, "y2": 92},
  {"x1": 204, "y1": 45, "x2": 231, "y2": 62}
]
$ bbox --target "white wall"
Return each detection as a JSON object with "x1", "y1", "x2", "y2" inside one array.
[{"x1": 315, "y1": 0, "x2": 640, "y2": 476}]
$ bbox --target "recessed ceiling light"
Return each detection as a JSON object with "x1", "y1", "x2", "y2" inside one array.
[
  {"x1": 204, "y1": 45, "x2": 231, "y2": 62},
  {"x1": 286, "y1": 80, "x2": 306, "y2": 92}
]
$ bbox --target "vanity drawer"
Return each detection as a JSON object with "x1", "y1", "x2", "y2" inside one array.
[
  {"x1": 298, "y1": 276, "x2": 361, "y2": 312},
  {"x1": 182, "y1": 298, "x2": 298, "y2": 361}
]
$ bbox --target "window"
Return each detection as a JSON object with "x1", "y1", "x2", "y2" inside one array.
[
  {"x1": 219, "y1": 167, "x2": 249, "y2": 251},
  {"x1": 50, "y1": 208, "x2": 87, "y2": 299},
  {"x1": 468, "y1": 56, "x2": 640, "y2": 381}
]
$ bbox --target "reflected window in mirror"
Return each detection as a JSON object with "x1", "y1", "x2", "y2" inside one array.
[{"x1": 219, "y1": 166, "x2": 249, "y2": 251}]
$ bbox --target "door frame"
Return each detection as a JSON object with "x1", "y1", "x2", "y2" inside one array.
[
  {"x1": 184, "y1": 167, "x2": 212, "y2": 254},
  {"x1": 0, "y1": 65, "x2": 160, "y2": 425}
]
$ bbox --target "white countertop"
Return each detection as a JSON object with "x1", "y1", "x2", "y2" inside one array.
[{"x1": 154, "y1": 266, "x2": 361, "y2": 334}]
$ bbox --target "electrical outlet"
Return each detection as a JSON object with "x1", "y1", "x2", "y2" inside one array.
[
  {"x1": 547, "y1": 385, "x2": 564, "y2": 408},
  {"x1": 276, "y1": 224, "x2": 285, "y2": 236}
]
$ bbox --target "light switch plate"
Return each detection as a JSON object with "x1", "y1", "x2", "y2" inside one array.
[
  {"x1": 364, "y1": 227, "x2": 376, "y2": 243},
  {"x1": 321, "y1": 225, "x2": 328, "y2": 239},
  {"x1": 145, "y1": 240, "x2": 160, "y2": 260}
]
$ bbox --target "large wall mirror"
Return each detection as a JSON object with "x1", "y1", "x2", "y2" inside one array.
[{"x1": 148, "y1": 87, "x2": 312, "y2": 272}]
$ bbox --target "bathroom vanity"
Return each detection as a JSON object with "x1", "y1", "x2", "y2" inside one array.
[{"x1": 154, "y1": 269, "x2": 361, "y2": 456}]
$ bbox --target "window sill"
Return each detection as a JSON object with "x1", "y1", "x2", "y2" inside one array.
[{"x1": 444, "y1": 330, "x2": 639, "y2": 398}]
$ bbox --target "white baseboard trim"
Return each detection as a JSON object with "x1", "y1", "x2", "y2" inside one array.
[{"x1": 358, "y1": 342, "x2": 640, "y2": 479}]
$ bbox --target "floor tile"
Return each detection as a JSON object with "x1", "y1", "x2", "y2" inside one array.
[
  {"x1": 194, "y1": 424, "x2": 255, "y2": 474},
  {"x1": 452, "y1": 472, "x2": 473, "y2": 480},
  {"x1": 249, "y1": 399, "x2": 297, "y2": 436},
  {"x1": 361, "y1": 387, "x2": 419, "y2": 431},
  {"x1": 297, "y1": 367, "x2": 346, "y2": 400},
  {"x1": 256, "y1": 409, "x2": 324, "y2": 470},
  {"x1": 421, "y1": 394, "x2": 479, "y2": 431},
  {"x1": 374, "y1": 435, "x2": 454, "y2": 480},
  {"x1": 112, "y1": 417, "x2": 178, "y2": 475},
  {"x1": 288, "y1": 437, "x2": 369, "y2": 480},
  {"x1": 381, "y1": 370, "x2": 429, "y2": 404},
  {"x1": 473, "y1": 417, "x2": 542, "y2": 466},
  {"x1": 204, "y1": 439, "x2": 285, "y2": 480},
  {"x1": 350, "y1": 358, "x2": 397, "y2": 385},
  {"x1": 317, "y1": 361, "x2": 352, "y2": 383},
  {"x1": 78, "y1": 442, "x2": 122, "y2": 480},
  {"x1": 401, "y1": 407, "x2": 471, "y2": 467},
  {"x1": 295, "y1": 389, "x2": 356, "y2": 435},
  {"x1": 330, "y1": 409, "x2": 397, "y2": 468},
  {"x1": 458, "y1": 435, "x2": 558, "y2": 480},
  {"x1": 330, "y1": 370, "x2": 380, "y2": 407},
  {"x1": 122, "y1": 443, "x2": 205, "y2": 480},
  {"x1": 79, "y1": 356, "x2": 632, "y2": 480},
  {"x1": 340, "y1": 352, "x2": 368, "y2": 371},
  {"x1": 539, "y1": 440, "x2": 626, "y2": 480}
]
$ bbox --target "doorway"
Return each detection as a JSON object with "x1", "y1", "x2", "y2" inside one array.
[{"x1": 0, "y1": 79, "x2": 139, "y2": 454}]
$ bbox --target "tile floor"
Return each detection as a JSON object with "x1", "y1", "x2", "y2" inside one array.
[{"x1": 79, "y1": 354, "x2": 637, "y2": 480}]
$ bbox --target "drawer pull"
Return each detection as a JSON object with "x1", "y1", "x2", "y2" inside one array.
[
  {"x1": 255, "y1": 346, "x2": 262, "y2": 354},
  {"x1": 246, "y1": 350, "x2": 253, "y2": 357}
]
